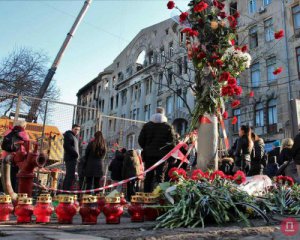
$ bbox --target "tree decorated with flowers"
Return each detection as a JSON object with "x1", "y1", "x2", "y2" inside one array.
[{"x1": 167, "y1": 0, "x2": 252, "y2": 170}]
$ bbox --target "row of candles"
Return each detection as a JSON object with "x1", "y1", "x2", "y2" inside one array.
[{"x1": 0, "y1": 192, "x2": 161, "y2": 224}]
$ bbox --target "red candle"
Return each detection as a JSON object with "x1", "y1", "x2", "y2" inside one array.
[
  {"x1": 0, "y1": 195, "x2": 14, "y2": 222},
  {"x1": 15, "y1": 198, "x2": 34, "y2": 223},
  {"x1": 79, "y1": 195, "x2": 100, "y2": 224},
  {"x1": 55, "y1": 195, "x2": 76, "y2": 224},
  {"x1": 128, "y1": 196, "x2": 144, "y2": 222},
  {"x1": 103, "y1": 197, "x2": 123, "y2": 224},
  {"x1": 33, "y1": 194, "x2": 54, "y2": 223},
  {"x1": 144, "y1": 196, "x2": 159, "y2": 221}
]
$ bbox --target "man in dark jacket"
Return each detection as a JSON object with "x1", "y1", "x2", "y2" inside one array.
[
  {"x1": 62, "y1": 124, "x2": 80, "y2": 190},
  {"x1": 138, "y1": 107, "x2": 176, "y2": 192},
  {"x1": 292, "y1": 131, "x2": 300, "y2": 178},
  {"x1": 249, "y1": 133, "x2": 265, "y2": 176}
]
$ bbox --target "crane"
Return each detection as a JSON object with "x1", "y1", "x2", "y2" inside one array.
[{"x1": 26, "y1": 0, "x2": 92, "y2": 122}]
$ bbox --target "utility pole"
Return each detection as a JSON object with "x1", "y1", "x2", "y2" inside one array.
[{"x1": 281, "y1": 0, "x2": 296, "y2": 137}]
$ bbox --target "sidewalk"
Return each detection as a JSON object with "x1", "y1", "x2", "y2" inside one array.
[{"x1": 0, "y1": 216, "x2": 298, "y2": 240}]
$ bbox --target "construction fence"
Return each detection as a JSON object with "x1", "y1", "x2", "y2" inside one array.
[{"x1": 0, "y1": 90, "x2": 146, "y2": 166}]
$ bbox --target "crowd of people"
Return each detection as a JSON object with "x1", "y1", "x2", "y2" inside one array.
[
  {"x1": 222, "y1": 125, "x2": 300, "y2": 183},
  {"x1": 3, "y1": 109, "x2": 300, "y2": 198}
]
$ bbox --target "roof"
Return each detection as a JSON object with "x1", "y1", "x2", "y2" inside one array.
[{"x1": 76, "y1": 70, "x2": 113, "y2": 96}]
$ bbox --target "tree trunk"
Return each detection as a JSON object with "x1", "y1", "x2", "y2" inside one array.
[{"x1": 196, "y1": 114, "x2": 218, "y2": 171}]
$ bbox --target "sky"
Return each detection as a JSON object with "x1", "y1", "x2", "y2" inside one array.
[{"x1": 0, "y1": 0, "x2": 189, "y2": 105}]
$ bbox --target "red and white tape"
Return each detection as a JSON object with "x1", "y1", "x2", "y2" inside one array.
[{"x1": 34, "y1": 141, "x2": 191, "y2": 194}]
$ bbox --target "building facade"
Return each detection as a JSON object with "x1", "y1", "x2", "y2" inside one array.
[
  {"x1": 229, "y1": 0, "x2": 300, "y2": 147},
  {"x1": 77, "y1": 0, "x2": 300, "y2": 150},
  {"x1": 76, "y1": 19, "x2": 195, "y2": 149}
]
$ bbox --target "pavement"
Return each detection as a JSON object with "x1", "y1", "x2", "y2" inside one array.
[{"x1": 1, "y1": 215, "x2": 300, "y2": 240}]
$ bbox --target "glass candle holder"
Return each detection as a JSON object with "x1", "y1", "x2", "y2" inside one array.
[
  {"x1": 0, "y1": 195, "x2": 14, "y2": 222},
  {"x1": 15, "y1": 197, "x2": 34, "y2": 223},
  {"x1": 79, "y1": 195, "x2": 100, "y2": 224}
]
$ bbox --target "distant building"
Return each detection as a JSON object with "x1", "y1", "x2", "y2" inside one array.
[
  {"x1": 76, "y1": 19, "x2": 195, "y2": 149},
  {"x1": 228, "y1": 0, "x2": 300, "y2": 145},
  {"x1": 77, "y1": 0, "x2": 300, "y2": 150}
]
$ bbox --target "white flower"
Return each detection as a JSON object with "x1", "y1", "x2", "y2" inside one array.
[{"x1": 222, "y1": 47, "x2": 252, "y2": 69}]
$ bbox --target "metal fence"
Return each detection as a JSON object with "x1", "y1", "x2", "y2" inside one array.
[{"x1": 0, "y1": 90, "x2": 146, "y2": 166}]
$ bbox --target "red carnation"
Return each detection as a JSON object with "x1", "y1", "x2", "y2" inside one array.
[
  {"x1": 197, "y1": 52, "x2": 206, "y2": 59},
  {"x1": 219, "y1": 72, "x2": 231, "y2": 82},
  {"x1": 233, "y1": 11, "x2": 240, "y2": 18},
  {"x1": 221, "y1": 86, "x2": 235, "y2": 96},
  {"x1": 249, "y1": 90, "x2": 254, "y2": 97},
  {"x1": 228, "y1": 77, "x2": 237, "y2": 86},
  {"x1": 191, "y1": 169, "x2": 206, "y2": 180},
  {"x1": 211, "y1": 52, "x2": 219, "y2": 59},
  {"x1": 167, "y1": 1, "x2": 175, "y2": 9},
  {"x1": 226, "y1": 175, "x2": 234, "y2": 181},
  {"x1": 179, "y1": 12, "x2": 189, "y2": 23},
  {"x1": 273, "y1": 67, "x2": 283, "y2": 75},
  {"x1": 230, "y1": 39, "x2": 235, "y2": 46},
  {"x1": 241, "y1": 45, "x2": 248, "y2": 53},
  {"x1": 215, "y1": 59, "x2": 224, "y2": 67},
  {"x1": 227, "y1": 15, "x2": 237, "y2": 28},
  {"x1": 234, "y1": 85, "x2": 243, "y2": 96},
  {"x1": 231, "y1": 99, "x2": 240, "y2": 108},
  {"x1": 233, "y1": 170, "x2": 246, "y2": 184},
  {"x1": 232, "y1": 116, "x2": 238, "y2": 125},
  {"x1": 275, "y1": 175, "x2": 294, "y2": 186},
  {"x1": 213, "y1": 0, "x2": 225, "y2": 10},
  {"x1": 168, "y1": 167, "x2": 186, "y2": 181},
  {"x1": 218, "y1": 12, "x2": 227, "y2": 19},
  {"x1": 210, "y1": 170, "x2": 226, "y2": 181},
  {"x1": 194, "y1": 2, "x2": 209, "y2": 12},
  {"x1": 182, "y1": 28, "x2": 199, "y2": 37},
  {"x1": 274, "y1": 29, "x2": 284, "y2": 39},
  {"x1": 222, "y1": 111, "x2": 228, "y2": 119}
]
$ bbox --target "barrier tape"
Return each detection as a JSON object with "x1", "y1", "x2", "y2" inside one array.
[{"x1": 34, "y1": 141, "x2": 190, "y2": 194}]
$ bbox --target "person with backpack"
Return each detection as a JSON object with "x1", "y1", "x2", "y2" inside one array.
[
  {"x1": 122, "y1": 149, "x2": 142, "y2": 201},
  {"x1": 1, "y1": 120, "x2": 29, "y2": 192},
  {"x1": 109, "y1": 148, "x2": 126, "y2": 191},
  {"x1": 82, "y1": 131, "x2": 107, "y2": 190},
  {"x1": 248, "y1": 133, "x2": 265, "y2": 176}
]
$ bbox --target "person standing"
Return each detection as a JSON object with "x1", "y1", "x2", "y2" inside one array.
[
  {"x1": 278, "y1": 138, "x2": 293, "y2": 166},
  {"x1": 248, "y1": 133, "x2": 265, "y2": 176},
  {"x1": 122, "y1": 149, "x2": 142, "y2": 200},
  {"x1": 138, "y1": 107, "x2": 176, "y2": 192},
  {"x1": 1, "y1": 120, "x2": 29, "y2": 192},
  {"x1": 234, "y1": 125, "x2": 253, "y2": 175},
  {"x1": 83, "y1": 131, "x2": 107, "y2": 190},
  {"x1": 62, "y1": 124, "x2": 80, "y2": 190},
  {"x1": 109, "y1": 148, "x2": 126, "y2": 191}
]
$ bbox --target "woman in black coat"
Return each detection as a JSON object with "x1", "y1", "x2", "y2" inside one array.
[
  {"x1": 234, "y1": 125, "x2": 253, "y2": 175},
  {"x1": 83, "y1": 131, "x2": 107, "y2": 190}
]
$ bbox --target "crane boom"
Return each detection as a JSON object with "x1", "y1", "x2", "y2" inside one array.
[{"x1": 26, "y1": 0, "x2": 92, "y2": 122}]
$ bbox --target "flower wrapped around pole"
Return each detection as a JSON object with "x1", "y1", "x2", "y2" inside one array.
[{"x1": 167, "y1": 0, "x2": 251, "y2": 170}]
